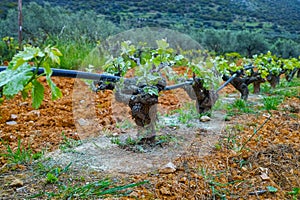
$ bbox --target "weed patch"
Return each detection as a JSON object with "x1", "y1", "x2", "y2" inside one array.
[{"x1": 0, "y1": 139, "x2": 42, "y2": 164}]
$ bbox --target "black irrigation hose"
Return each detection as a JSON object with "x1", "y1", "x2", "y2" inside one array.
[
  {"x1": 216, "y1": 73, "x2": 237, "y2": 93},
  {"x1": 0, "y1": 65, "x2": 255, "y2": 92},
  {"x1": 215, "y1": 65, "x2": 255, "y2": 93},
  {"x1": 0, "y1": 66, "x2": 120, "y2": 82},
  {"x1": 164, "y1": 80, "x2": 193, "y2": 91}
]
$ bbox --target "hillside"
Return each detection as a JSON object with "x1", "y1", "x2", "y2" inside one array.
[{"x1": 1, "y1": 0, "x2": 300, "y2": 38}]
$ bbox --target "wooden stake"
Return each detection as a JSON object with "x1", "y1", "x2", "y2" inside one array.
[{"x1": 18, "y1": 0, "x2": 22, "y2": 50}]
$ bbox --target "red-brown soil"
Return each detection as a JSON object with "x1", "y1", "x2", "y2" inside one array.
[{"x1": 0, "y1": 76, "x2": 299, "y2": 200}]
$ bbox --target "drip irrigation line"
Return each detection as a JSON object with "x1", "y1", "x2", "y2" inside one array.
[
  {"x1": 216, "y1": 73, "x2": 237, "y2": 93},
  {"x1": 164, "y1": 80, "x2": 193, "y2": 91},
  {"x1": 0, "y1": 66, "x2": 120, "y2": 82},
  {"x1": 215, "y1": 65, "x2": 254, "y2": 93},
  {"x1": 0, "y1": 64, "x2": 255, "y2": 92},
  {"x1": 243, "y1": 65, "x2": 255, "y2": 71}
]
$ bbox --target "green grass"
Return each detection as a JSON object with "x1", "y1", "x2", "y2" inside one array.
[
  {"x1": 226, "y1": 99, "x2": 255, "y2": 116},
  {"x1": 155, "y1": 134, "x2": 178, "y2": 145},
  {"x1": 116, "y1": 119, "x2": 134, "y2": 129},
  {"x1": 49, "y1": 179, "x2": 147, "y2": 199},
  {"x1": 221, "y1": 125, "x2": 242, "y2": 152},
  {"x1": 287, "y1": 188, "x2": 300, "y2": 200},
  {"x1": 27, "y1": 156, "x2": 148, "y2": 199},
  {"x1": 111, "y1": 136, "x2": 137, "y2": 147},
  {"x1": 110, "y1": 133, "x2": 178, "y2": 153},
  {"x1": 48, "y1": 38, "x2": 96, "y2": 70},
  {"x1": 170, "y1": 102, "x2": 203, "y2": 124},
  {"x1": 0, "y1": 139, "x2": 43, "y2": 164},
  {"x1": 258, "y1": 78, "x2": 300, "y2": 97},
  {"x1": 29, "y1": 161, "x2": 148, "y2": 199},
  {"x1": 81, "y1": 45, "x2": 110, "y2": 70},
  {"x1": 199, "y1": 167, "x2": 239, "y2": 200},
  {"x1": 262, "y1": 96, "x2": 283, "y2": 111},
  {"x1": 212, "y1": 99, "x2": 227, "y2": 111},
  {"x1": 59, "y1": 133, "x2": 83, "y2": 153},
  {"x1": 278, "y1": 77, "x2": 300, "y2": 88},
  {"x1": 247, "y1": 78, "x2": 299, "y2": 97}
]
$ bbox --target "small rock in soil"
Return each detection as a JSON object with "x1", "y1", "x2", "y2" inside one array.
[
  {"x1": 159, "y1": 162, "x2": 176, "y2": 174},
  {"x1": 10, "y1": 114, "x2": 18, "y2": 119},
  {"x1": 28, "y1": 110, "x2": 40, "y2": 117},
  {"x1": 241, "y1": 166, "x2": 247, "y2": 172},
  {"x1": 6, "y1": 121, "x2": 17, "y2": 125},
  {"x1": 260, "y1": 173, "x2": 270, "y2": 181},
  {"x1": 160, "y1": 186, "x2": 171, "y2": 195},
  {"x1": 19, "y1": 102, "x2": 29, "y2": 106},
  {"x1": 10, "y1": 178, "x2": 24, "y2": 187},
  {"x1": 225, "y1": 116, "x2": 232, "y2": 121},
  {"x1": 200, "y1": 116, "x2": 211, "y2": 122},
  {"x1": 78, "y1": 118, "x2": 89, "y2": 126}
]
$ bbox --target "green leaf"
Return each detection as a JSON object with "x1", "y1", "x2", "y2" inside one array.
[
  {"x1": 175, "y1": 55, "x2": 184, "y2": 61},
  {"x1": 22, "y1": 46, "x2": 42, "y2": 60},
  {"x1": 267, "y1": 186, "x2": 278, "y2": 193},
  {"x1": 31, "y1": 80, "x2": 45, "y2": 109},
  {"x1": 43, "y1": 62, "x2": 53, "y2": 76},
  {"x1": 143, "y1": 86, "x2": 158, "y2": 96},
  {"x1": 8, "y1": 54, "x2": 26, "y2": 69},
  {"x1": 51, "y1": 47, "x2": 62, "y2": 57},
  {"x1": 9, "y1": 46, "x2": 44, "y2": 69},
  {"x1": 45, "y1": 46, "x2": 62, "y2": 65},
  {"x1": 46, "y1": 173, "x2": 58, "y2": 183},
  {"x1": 0, "y1": 63, "x2": 32, "y2": 87},
  {"x1": 21, "y1": 83, "x2": 32, "y2": 100},
  {"x1": 1, "y1": 64, "x2": 33, "y2": 98},
  {"x1": 121, "y1": 41, "x2": 136, "y2": 55},
  {"x1": 46, "y1": 76, "x2": 62, "y2": 100},
  {"x1": 156, "y1": 39, "x2": 169, "y2": 50},
  {"x1": 288, "y1": 187, "x2": 300, "y2": 195},
  {"x1": 152, "y1": 56, "x2": 161, "y2": 67}
]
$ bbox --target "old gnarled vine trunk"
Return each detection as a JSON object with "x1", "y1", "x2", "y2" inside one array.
[
  {"x1": 267, "y1": 74, "x2": 280, "y2": 88},
  {"x1": 128, "y1": 89, "x2": 158, "y2": 128},
  {"x1": 223, "y1": 73, "x2": 266, "y2": 100},
  {"x1": 253, "y1": 78, "x2": 266, "y2": 94},
  {"x1": 182, "y1": 77, "x2": 218, "y2": 114},
  {"x1": 192, "y1": 78, "x2": 218, "y2": 114},
  {"x1": 127, "y1": 82, "x2": 165, "y2": 139},
  {"x1": 286, "y1": 68, "x2": 300, "y2": 82},
  {"x1": 223, "y1": 75, "x2": 249, "y2": 100}
]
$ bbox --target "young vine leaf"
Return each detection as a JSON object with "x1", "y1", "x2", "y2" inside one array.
[
  {"x1": 0, "y1": 45, "x2": 62, "y2": 108},
  {"x1": 32, "y1": 79, "x2": 45, "y2": 109}
]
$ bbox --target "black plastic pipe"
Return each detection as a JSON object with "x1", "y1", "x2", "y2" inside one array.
[
  {"x1": 0, "y1": 66, "x2": 120, "y2": 82},
  {"x1": 215, "y1": 65, "x2": 254, "y2": 93},
  {"x1": 216, "y1": 73, "x2": 237, "y2": 93},
  {"x1": 0, "y1": 65, "x2": 255, "y2": 92},
  {"x1": 164, "y1": 80, "x2": 193, "y2": 91}
]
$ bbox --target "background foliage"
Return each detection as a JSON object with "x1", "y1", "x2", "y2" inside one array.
[
  {"x1": 0, "y1": 1, "x2": 300, "y2": 68},
  {"x1": 2, "y1": 0, "x2": 300, "y2": 35}
]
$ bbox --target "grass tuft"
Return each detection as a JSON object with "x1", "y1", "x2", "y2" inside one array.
[{"x1": 0, "y1": 139, "x2": 43, "y2": 164}]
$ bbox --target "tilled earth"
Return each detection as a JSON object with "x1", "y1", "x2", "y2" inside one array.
[{"x1": 0, "y1": 76, "x2": 299, "y2": 199}]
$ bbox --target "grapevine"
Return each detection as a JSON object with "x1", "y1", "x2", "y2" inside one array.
[
  {"x1": 0, "y1": 45, "x2": 63, "y2": 108},
  {"x1": 212, "y1": 51, "x2": 300, "y2": 98},
  {"x1": 0, "y1": 42, "x2": 299, "y2": 140},
  {"x1": 94, "y1": 39, "x2": 221, "y2": 137}
]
